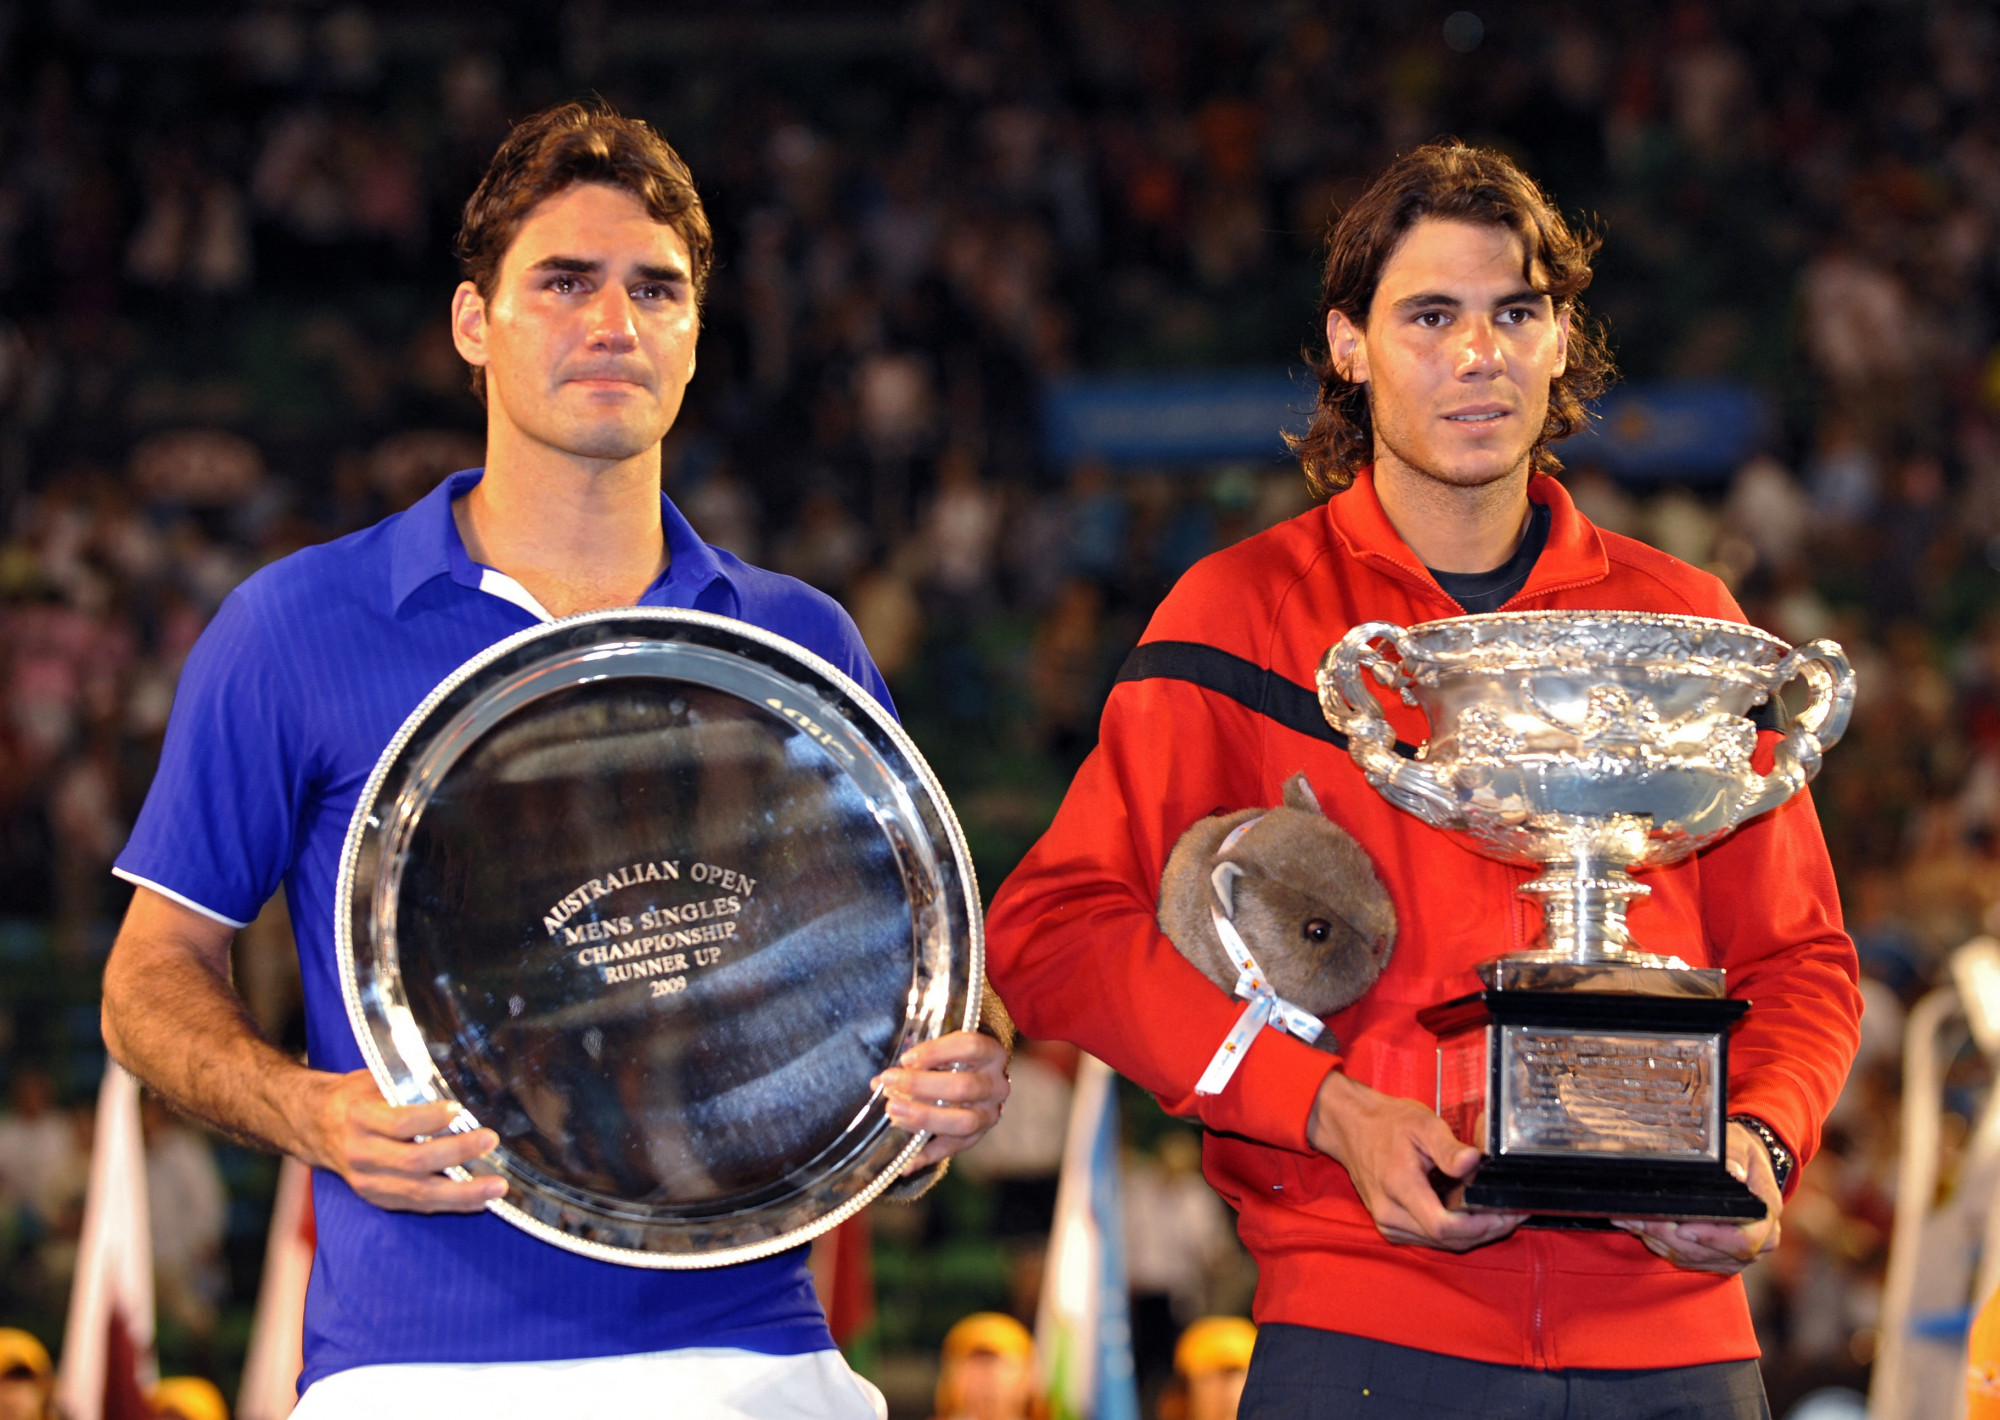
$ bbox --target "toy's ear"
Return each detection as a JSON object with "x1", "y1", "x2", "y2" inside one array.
[
  {"x1": 1281, "y1": 773, "x2": 1324, "y2": 816},
  {"x1": 1209, "y1": 861, "x2": 1244, "y2": 917}
]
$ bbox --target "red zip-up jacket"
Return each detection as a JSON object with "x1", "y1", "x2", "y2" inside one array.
[{"x1": 985, "y1": 466, "x2": 1860, "y2": 1370}]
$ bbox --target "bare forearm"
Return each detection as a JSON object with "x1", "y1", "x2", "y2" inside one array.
[{"x1": 102, "y1": 903, "x2": 326, "y2": 1161}]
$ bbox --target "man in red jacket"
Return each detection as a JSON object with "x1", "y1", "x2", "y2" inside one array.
[{"x1": 985, "y1": 142, "x2": 1860, "y2": 1418}]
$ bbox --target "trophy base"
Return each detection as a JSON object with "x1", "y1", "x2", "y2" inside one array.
[
  {"x1": 1418, "y1": 964, "x2": 1754, "y2": 1226},
  {"x1": 1440, "y1": 1156, "x2": 1768, "y2": 1227}
]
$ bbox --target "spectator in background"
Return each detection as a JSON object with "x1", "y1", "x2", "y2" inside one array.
[
  {"x1": 142, "y1": 1095, "x2": 228, "y2": 1347},
  {"x1": 0, "y1": 1330, "x2": 52, "y2": 1420},
  {"x1": 1124, "y1": 1130, "x2": 1233, "y2": 1395},
  {"x1": 148, "y1": 1376, "x2": 230, "y2": 1420},
  {"x1": 1159, "y1": 1318, "x2": 1256, "y2": 1420},
  {"x1": 931, "y1": 1313, "x2": 1040, "y2": 1420},
  {"x1": 0, "y1": 1070, "x2": 83, "y2": 1240},
  {"x1": 956, "y1": 1039, "x2": 1076, "y2": 1325}
]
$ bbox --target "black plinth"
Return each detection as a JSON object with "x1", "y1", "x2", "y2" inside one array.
[{"x1": 1417, "y1": 981, "x2": 1765, "y2": 1226}]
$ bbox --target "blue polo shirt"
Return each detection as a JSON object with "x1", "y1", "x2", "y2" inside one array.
[{"x1": 114, "y1": 469, "x2": 890, "y2": 1387}]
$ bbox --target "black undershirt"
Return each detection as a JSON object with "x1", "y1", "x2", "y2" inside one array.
[
  {"x1": 1420, "y1": 500, "x2": 1784, "y2": 732},
  {"x1": 1426, "y1": 500, "x2": 1552, "y2": 614}
]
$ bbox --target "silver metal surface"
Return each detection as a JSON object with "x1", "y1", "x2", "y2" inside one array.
[
  {"x1": 1496, "y1": 1026, "x2": 1721, "y2": 1160},
  {"x1": 1475, "y1": 959, "x2": 1727, "y2": 998},
  {"x1": 335, "y1": 608, "x2": 981, "y2": 1268},
  {"x1": 1318, "y1": 610, "x2": 1855, "y2": 966}
]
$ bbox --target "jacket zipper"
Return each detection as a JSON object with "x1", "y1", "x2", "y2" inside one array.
[
  {"x1": 1502, "y1": 572, "x2": 1605, "y2": 610},
  {"x1": 1530, "y1": 1229, "x2": 1549, "y2": 1367}
]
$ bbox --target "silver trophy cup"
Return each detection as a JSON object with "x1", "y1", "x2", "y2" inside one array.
[{"x1": 1318, "y1": 611, "x2": 1854, "y2": 1220}]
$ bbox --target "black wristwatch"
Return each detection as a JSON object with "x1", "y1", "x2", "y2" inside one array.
[{"x1": 1727, "y1": 1114, "x2": 1795, "y2": 1192}]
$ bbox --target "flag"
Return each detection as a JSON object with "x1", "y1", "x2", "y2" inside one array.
[
  {"x1": 1036, "y1": 1054, "x2": 1139, "y2": 1420},
  {"x1": 238, "y1": 1156, "x2": 317, "y2": 1420},
  {"x1": 55, "y1": 1060, "x2": 156, "y2": 1420}
]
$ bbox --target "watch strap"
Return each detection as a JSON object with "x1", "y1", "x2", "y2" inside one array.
[{"x1": 1727, "y1": 1113, "x2": 1795, "y2": 1192}]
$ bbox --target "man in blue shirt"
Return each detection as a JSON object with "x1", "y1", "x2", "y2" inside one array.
[{"x1": 100, "y1": 101, "x2": 1008, "y2": 1417}]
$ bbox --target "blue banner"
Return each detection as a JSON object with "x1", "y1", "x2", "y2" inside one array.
[
  {"x1": 1559, "y1": 380, "x2": 1771, "y2": 483},
  {"x1": 1042, "y1": 370, "x2": 1769, "y2": 483},
  {"x1": 1043, "y1": 370, "x2": 1313, "y2": 466}
]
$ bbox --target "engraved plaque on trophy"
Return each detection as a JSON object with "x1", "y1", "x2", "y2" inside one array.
[
  {"x1": 1318, "y1": 612, "x2": 1854, "y2": 1222},
  {"x1": 337, "y1": 609, "x2": 981, "y2": 1266}
]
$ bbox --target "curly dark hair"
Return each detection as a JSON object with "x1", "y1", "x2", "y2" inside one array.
[
  {"x1": 455, "y1": 99, "x2": 713, "y2": 402},
  {"x1": 1287, "y1": 141, "x2": 1614, "y2": 498}
]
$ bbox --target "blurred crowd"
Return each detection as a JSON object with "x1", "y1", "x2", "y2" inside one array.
[{"x1": 1, "y1": 0, "x2": 1999, "y2": 1413}]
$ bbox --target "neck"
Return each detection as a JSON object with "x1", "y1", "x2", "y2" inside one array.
[
  {"x1": 1371, "y1": 452, "x2": 1533, "y2": 574},
  {"x1": 453, "y1": 412, "x2": 668, "y2": 619}
]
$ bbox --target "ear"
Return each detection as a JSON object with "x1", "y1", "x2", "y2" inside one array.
[
  {"x1": 1552, "y1": 306, "x2": 1571, "y2": 380},
  {"x1": 451, "y1": 281, "x2": 490, "y2": 373},
  {"x1": 1209, "y1": 861, "x2": 1244, "y2": 918},
  {"x1": 1327, "y1": 307, "x2": 1369, "y2": 385},
  {"x1": 1281, "y1": 773, "x2": 1324, "y2": 816}
]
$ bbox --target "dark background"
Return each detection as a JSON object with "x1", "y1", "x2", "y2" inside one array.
[{"x1": 0, "y1": 1, "x2": 1992, "y2": 1415}]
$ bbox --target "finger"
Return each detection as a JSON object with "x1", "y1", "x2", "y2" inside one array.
[
  {"x1": 355, "y1": 1170, "x2": 506, "y2": 1214},
  {"x1": 1621, "y1": 1222, "x2": 1754, "y2": 1267},
  {"x1": 886, "y1": 1096, "x2": 997, "y2": 1139},
  {"x1": 896, "y1": 1032, "x2": 1006, "y2": 1071},
  {"x1": 350, "y1": 1120, "x2": 498, "y2": 1176},
  {"x1": 900, "y1": 1136, "x2": 951, "y2": 1174},
  {"x1": 875, "y1": 1066, "x2": 1005, "y2": 1106},
  {"x1": 371, "y1": 1126, "x2": 502, "y2": 1175},
  {"x1": 1666, "y1": 1222, "x2": 1762, "y2": 1260},
  {"x1": 1415, "y1": 1113, "x2": 1482, "y2": 1180},
  {"x1": 1432, "y1": 1210, "x2": 1527, "y2": 1249},
  {"x1": 358, "y1": 1097, "x2": 476, "y2": 1142},
  {"x1": 1380, "y1": 1160, "x2": 1487, "y2": 1244}
]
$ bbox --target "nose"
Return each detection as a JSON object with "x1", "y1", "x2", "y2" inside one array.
[
  {"x1": 584, "y1": 284, "x2": 639, "y2": 353},
  {"x1": 1453, "y1": 315, "x2": 1503, "y2": 378}
]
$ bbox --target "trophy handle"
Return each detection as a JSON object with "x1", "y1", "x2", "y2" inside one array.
[
  {"x1": 1739, "y1": 638, "x2": 1857, "y2": 821},
  {"x1": 1316, "y1": 622, "x2": 1463, "y2": 828}
]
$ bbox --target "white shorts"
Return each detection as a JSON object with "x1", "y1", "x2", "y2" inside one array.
[{"x1": 289, "y1": 1346, "x2": 887, "y2": 1420}]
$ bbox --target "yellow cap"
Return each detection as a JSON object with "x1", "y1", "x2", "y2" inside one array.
[
  {"x1": 0, "y1": 1329, "x2": 51, "y2": 1380},
  {"x1": 1175, "y1": 1317, "x2": 1257, "y2": 1376},
  {"x1": 941, "y1": 1311, "x2": 1035, "y2": 1363},
  {"x1": 149, "y1": 1376, "x2": 229, "y2": 1420}
]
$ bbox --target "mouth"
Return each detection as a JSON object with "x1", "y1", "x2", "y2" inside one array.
[
  {"x1": 566, "y1": 372, "x2": 651, "y2": 392},
  {"x1": 1443, "y1": 407, "x2": 1511, "y2": 424}
]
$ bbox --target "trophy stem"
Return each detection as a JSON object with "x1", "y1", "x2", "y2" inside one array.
[{"x1": 1514, "y1": 858, "x2": 1651, "y2": 963}]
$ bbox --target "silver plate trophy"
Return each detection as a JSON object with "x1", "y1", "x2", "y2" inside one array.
[
  {"x1": 336, "y1": 608, "x2": 981, "y2": 1267},
  {"x1": 1318, "y1": 611, "x2": 1854, "y2": 1221}
]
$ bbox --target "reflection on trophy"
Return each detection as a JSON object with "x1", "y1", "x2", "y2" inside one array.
[{"x1": 1317, "y1": 611, "x2": 1855, "y2": 1221}]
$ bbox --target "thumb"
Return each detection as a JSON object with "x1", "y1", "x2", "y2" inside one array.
[{"x1": 1421, "y1": 1114, "x2": 1481, "y2": 1179}]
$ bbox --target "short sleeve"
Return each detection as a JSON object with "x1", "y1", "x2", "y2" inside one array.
[
  {"x1": 114, "y1": 585, "x2": 307, "y2": 927},
  {"x1": 782, "y1": 591, "x2": 898, "y2": 722},
  {"x1": 824, "y1": 604, "x2": 897, "y2": 721}
]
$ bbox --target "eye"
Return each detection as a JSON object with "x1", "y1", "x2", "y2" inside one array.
[
  {"x1": 1303, "y1": 919, "x2": 1331, "y2": 943},
  {"x1": 1416, "y1": 311, "x2": 1447, "y2": 328},
  {"x1": 549, "y1": 274, "x2": 579, "y2": 294}
]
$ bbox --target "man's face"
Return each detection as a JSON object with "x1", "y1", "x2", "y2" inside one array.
[
  {"x1": 1328, "y1": 217, "x2": 1570, "y2": 489},
  {"x1": 453, "y1": 182, "x2": 698, "y2": 466}
]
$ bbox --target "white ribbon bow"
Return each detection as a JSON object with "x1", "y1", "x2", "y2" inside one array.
[{"x1": 1193, "y1": 818, "x2": 1328, "y2": 1097}]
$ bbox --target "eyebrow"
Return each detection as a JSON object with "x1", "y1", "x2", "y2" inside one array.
[
  {"x1": 528, "y1": 255, "x2": 689, "y2": 283},
  {"x1": 1391, "y1": 288, "x2": 1550, "y2": 314}
]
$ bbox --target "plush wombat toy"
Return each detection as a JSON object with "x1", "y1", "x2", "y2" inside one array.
[{"x1": 1158, "y1": 773, "x2": 1397, "y2": 1090}]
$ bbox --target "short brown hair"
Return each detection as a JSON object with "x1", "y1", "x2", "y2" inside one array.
[
  {"x1": 455, "y1": 100, "x2": 714, "y2": 399},
  {"x1": 1287, "y1": 141, "x2": 1613, "y2": 498}
]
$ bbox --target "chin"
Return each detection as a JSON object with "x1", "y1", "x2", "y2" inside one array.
[
  {"x1": 554, "y1": 417, "x2": 668, "y2": 464},
  {"x1": 1416, "y1": 451, "x2": 1530, "y2": 487}
]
